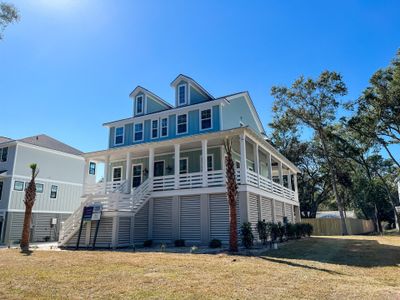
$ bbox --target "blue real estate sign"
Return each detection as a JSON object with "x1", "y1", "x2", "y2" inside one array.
[
  {"x1": 82, "y1": 204, "x2": 103, "y2": 222},
  {"x1": 82, "y1": 206, "x2": 94, "y2": 221}
]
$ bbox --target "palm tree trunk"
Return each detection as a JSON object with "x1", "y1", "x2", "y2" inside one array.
[
  {"x1": 224, "y1": 139, "x2": 238, "y2": 252},
  {"x1": 20, "y1": 204, "x2": 33, "y2": 251}
]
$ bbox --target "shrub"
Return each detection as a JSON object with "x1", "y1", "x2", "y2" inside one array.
[
  {"x1": 174, "y1": 239, "x2": 185, "y2": 247},
  {"x1": 285, "y1": 223, "x2": 296, "y2": 240},
  {"x1": 277, "y1": 222, "x2": 285, "y2": 242},
  {"x1": 303, "y1": 223, "x2": 313, "y2": 237},
  {"x1": 268, "y1": 222, "x2": 279, "y2": 242},
  {"x1": 240, "y1": 222, "x2": 254, "y2": 249},
  {"x1": 209, "y1": 239, "x2": 222, "y2": 248},
  {"x1": 143, "y1": 240, "x2": 153, "y2": 247},
  {"x1": 294, "y1": 224, "x2": 303, "y2": 239},
  {"x1": 257, "y1": 220, "x2": 268, "y2": 245}
]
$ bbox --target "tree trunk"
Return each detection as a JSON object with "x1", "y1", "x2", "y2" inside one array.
[
  {"x1": 318, "y1": 129, "x2": 348, "y2": 235},
  {"x1": 224, "y1": 139, "x2": 238, "y2": 252},
  {"x1": 20, "y1": 204, "x2": 33, "y2": 251}
]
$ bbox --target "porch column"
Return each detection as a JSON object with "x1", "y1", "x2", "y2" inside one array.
[
  {"x1": 103, "y1": 155, "x2": 110, "y2": 194},
  {"x1": 278, "y1": 161, "x2": 283, "y2": 186},
  {"x1": 253, "y1": 143, "x2": 260, "y2": 187},
  {"x1": 239, "y1": 133, "x2": 247, "y2": 185},
  {"x1": 174, "y1": 144, "x2": 180, "y2": 189},
  {"x1": 294, "y1": 173, "x2": 299, "y2": 201},
  {"x1": 125, "y1": 152, "x2": 132, "y2": 193},
  {"x1": 267, "y1": 153, "x2": 273, "y2": 180},
  {"x1": 148, "y1": 147, "x2": 154, "y2": 190},
  {"x1": 288, "y1": 170, "x2": 292, "y2": 191},
  {"x1": 220, "y1": 145, "x2": 226, "y2": 178},
  {"x1": 82, "y1": 158, "x2": 90, "y2": 187},
  {"x1": 202, "y1": 140, "x2": 208, "y2": 187}
]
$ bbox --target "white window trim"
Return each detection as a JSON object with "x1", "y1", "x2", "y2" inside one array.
[
  {"x1": 112, "y1": 166, "x2": 123, "y2": 182},
  {"x1": 132, "y1": 163, "x2": 143, "y2": 187},
  {"x1": 0, "y1": 181, "x2": 3, "y2": 201},
  {"x1": 160, "y1": 117, "x2": 168, "y2": 137},
  {"x1": 200, "y1": 154, "x2": 214, "y2": 172},
  {"x1": 114, "y1": 126, "x2": 124, "y2": 146},
  {"x1": 176, "y1": 113, "x2": 188, "y2": 135},
  {"x1": 0, "y1": 147, "x2": 8, "y2": 162},
  {"x1": 135, "y1": 95, "x2": 144, "y2": 115},
  {"x1": 13, "y1": 180, "x2": 24, "y2": 192},
  {"x1": 151, "y1": 119, "x2": 159, "y2": 139},
  {"x1": 50, "y1": 185, "x2": 58, "y2": 199},
  {"x1": 133, "y1": 122, "x2": 144, "y2": 142},
  {"x1": 199, "y1": 108, "x2": 213, "y2": 131},
  {"x1": 177, "y1": 83, "x2": 187, "y2": 106},
  {"x1": 179, "y1": 157, "x2": 189, "y2": 174}
]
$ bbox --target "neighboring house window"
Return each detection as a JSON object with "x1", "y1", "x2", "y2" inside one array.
[
  {"x1": 151, "y1": 120, "x2": 158, "y2": 139},
  {"x1": 136, "y1": 95, "x2": 144, "y2": 114},
  {"x1": 50, "y1": 185, "x2": 58, "y2": 199},
  {"x1": 0, "y1": 181, "x2": 3, "y2": 200},
  {"x1": 14, "y1": 181, "x2": 24, "y2": 191},
  {"x1": 89, "y1": 162, "x2": 96, "y2": 175},
  {"x1": 235, "y1": 160, "x2": 240, "y2": 170},
  {"x1": 112, "y1": 167, "x2": 122, "y2": 182},
  {"x1": 200, "y1": 109, "x2": 212, "y2": 130},
  {"x1": 134, "y1": 123, "x2": 144, "y2": 141},
  {"x1": 200, "y1": 155, "x2": 214, "y2": 171},
  {"x1": 0, "y1": 147, "x2": 8, "y2": 162},
  {"x1": 177, "y1": 114, "x2": 187, "y2": 134},
  {"x1": 115, "y1": 127, "x2": 124, "y2": 145},
  {"x1": 179, "y1": 158, "x2": 188, "y2": 174},
  {"x1": 24, "y1": 182, "x2": 43, "y2": 193},
  {"x1": 178, "y1": 84, "x2": 187, "y2": 105},
  {"x1": 161, "y1": 117, "x2": 168, "y2": 137}
]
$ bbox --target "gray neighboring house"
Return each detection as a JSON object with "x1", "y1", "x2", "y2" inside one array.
[{"x1": 0, "y1": 134, "x2": 93, "y2": 244}]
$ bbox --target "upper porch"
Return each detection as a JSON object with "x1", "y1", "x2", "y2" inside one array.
[{"x1": 83, "y1": 127, "x2": 300, "y2": 204}]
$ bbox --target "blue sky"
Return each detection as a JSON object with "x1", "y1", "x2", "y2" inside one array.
[{"x1": 1, "y1": 0, "x2": 399, "y2": 157}]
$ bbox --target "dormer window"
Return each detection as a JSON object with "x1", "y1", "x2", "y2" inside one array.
[
  {"x1": 136, "y1": 95, "x2": 144, "y2": 115},
  {"x1": 178, "y1": 84, "x2": 187, "y2": 106}
]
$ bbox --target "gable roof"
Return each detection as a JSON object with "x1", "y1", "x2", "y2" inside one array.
[
  {"x1": 0, "y1": 136, "x2": 13, "y2": 144},
  {"x1": 129, "y1": 86, "x2": 173, "y2": 109},
  {"x1": 170, "y1": 74, "x2": 214, "y2": 100},
  {"x1": 18, "y1": 135, "x2": 83, "y2": 156}
]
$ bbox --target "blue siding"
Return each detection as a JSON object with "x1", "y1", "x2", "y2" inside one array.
[
  {"x1": 147, "y1": 96, "x2": 169, "y2": 114},
  {"x1": 109, "y1": 104, "x2": 221, "y2": 148},
  {"x1": 190, "y1": 86, "x2": 209, "y2": 104}
]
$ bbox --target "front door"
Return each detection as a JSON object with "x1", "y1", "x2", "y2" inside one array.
[
  {"x1": 154, "y1": 161, "x2": 164, "y2": 177},
  {"x1": 132, "y1": 164, "x2": 142, "y2": 188}
]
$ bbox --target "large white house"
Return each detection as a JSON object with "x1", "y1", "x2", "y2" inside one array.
[
  {"x1": 59, "y1": 75, "x2": 301, "y2": 248},
  {"x1": 0, "y1": 135, "x2": 90, "y2": 244}
]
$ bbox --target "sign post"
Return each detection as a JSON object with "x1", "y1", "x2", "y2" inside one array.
[{"x1": 91, "y1": 204, "x2": 103, "y2": 249}]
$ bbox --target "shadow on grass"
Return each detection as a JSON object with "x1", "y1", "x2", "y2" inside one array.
[
  {"x1": 261, "y1": 237, "x2": 400, "y2": 268},
  {"x1": 20, "y1": 250, "x2": 33, "y2": 256},
  {"x1": 259, "y1": 256, "x2": 343, "y2": 275}
]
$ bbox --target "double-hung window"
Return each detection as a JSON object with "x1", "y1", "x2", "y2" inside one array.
[
  {"x1": 134, "y1": 123, "x2": 143, "y2": 141},
  {"x1": 178, "y1": 84, "x2": 187, "y2": 106},
  {"x1": 0, "y1": 147, "x2": 8, "y2": 162},
  {"x1": 136, "y1": 95, "x2": 144, "y2": 115},
  {"x1": 50, "y1": 185, "x2": 58, "y2": 199},
  {"x1": 89, "y1": 162, "x2": 96, "y2": 175},
  {"x1": 115, "y1": 127, "x2": 124, "y2": 145},
  {"x1": 200, "y1": 109, "x2": 212, "y2": 130},
  {"x1": 160, "y1": 118, "x2": 168, "y2": 137},
  {"x1": 151, "y1": 120, "x2": 158, "y2": 139},
  {"x1": 177, "y1": 114, "x2": 187, "y2": 134}
]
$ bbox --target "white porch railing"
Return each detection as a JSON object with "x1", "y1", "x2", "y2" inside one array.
[
  {"x1": 153, "y1": 175, "x2": 175, "y2": 191},
  {"x1": 84, "y1": 180, "x2": 127, "y2": 195},
  {"x1": 246, "y1": 170, "x2": 296, "y2": 201}
]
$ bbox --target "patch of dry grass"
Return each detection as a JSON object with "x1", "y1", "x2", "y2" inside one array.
[{"x1": 0, "y1": 235, "x2": 400, "y2": 299}]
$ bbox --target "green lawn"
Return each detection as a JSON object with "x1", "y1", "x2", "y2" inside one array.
[{"x1": 1, "y1": 235, "x2": 399, "y2": 299}]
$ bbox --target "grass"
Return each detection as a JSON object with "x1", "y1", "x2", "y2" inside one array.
[{"x1": 1, "y1": 235, "x2": 400, "y2": 299}]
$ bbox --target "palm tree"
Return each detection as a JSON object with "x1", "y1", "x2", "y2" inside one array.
[
  {"x1": 20, "y1": 164, "x2": 38, "y2": 252},
  {"x1": 224, "y1": 139, "x2": 238, "y2": 252}
]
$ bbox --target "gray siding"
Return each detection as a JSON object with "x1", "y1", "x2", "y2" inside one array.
[
  {"x1": 89, "y1": 217, "x2": 113, "y2": 247},
  {"x1": 0, "y1": 144, "x2": 17, "y2": 174},
  {"x1": 9, "y1": 178, "x2": 82, "y2": 213},
  {"x1": 285, "y1": 203, "x2": 293, "y2": 223},
  {"x1": 152, "y1": 197, "x2": 173, "y2": 242},
  {"x1": 14, "y1": 144, "x2": 84, "y2": 184},
  {"x1": 0, "y1": 177, "x2": 12, "y2": 210},
  {"x1": 180, "y1": 195, "x2": 201, "y2": 242},
  {"x1": 118, "y1": 217, "x2": 131, "y2": 246}
]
